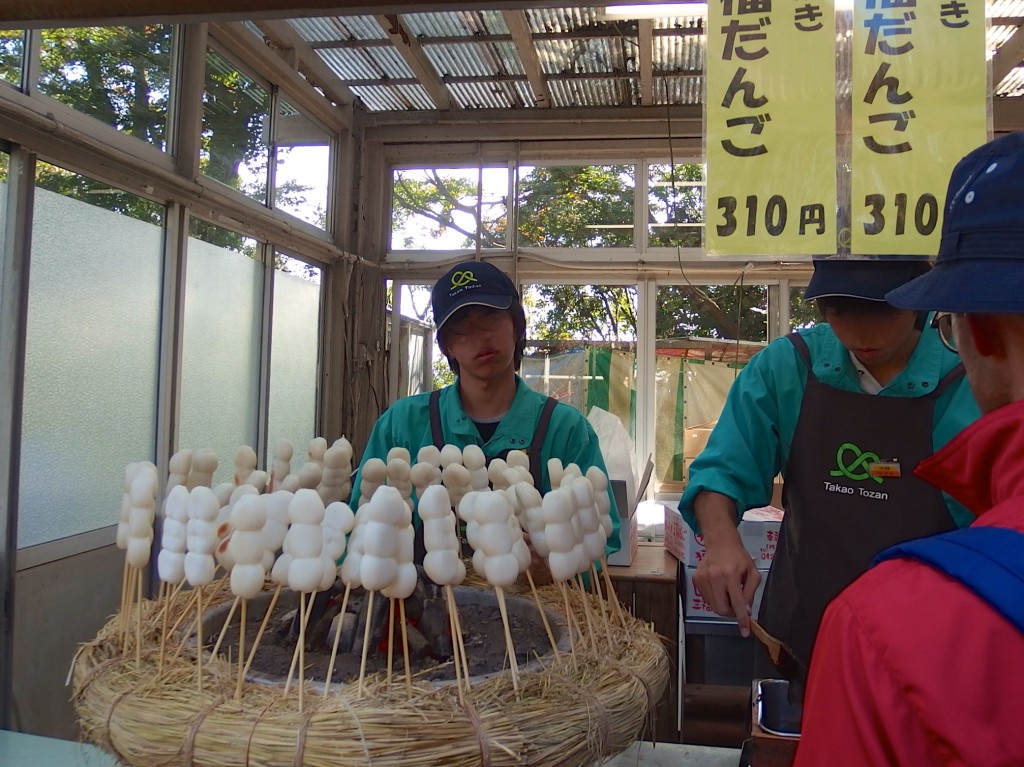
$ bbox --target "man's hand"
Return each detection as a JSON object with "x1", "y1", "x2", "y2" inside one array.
[{"x1": 692, "y1": 490, "x2": 761, "y2": 637}]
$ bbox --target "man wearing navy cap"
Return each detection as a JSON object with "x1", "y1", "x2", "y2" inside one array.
[
  {"x1": 797, "y1": 133, "x2": 1024, "y2": 764},
  {"x1": 680, "y1": 254, "x2": 980, "y2": 685},
  {"x1": 350, "y1": 259, "x2": 619, "y2": 566}
]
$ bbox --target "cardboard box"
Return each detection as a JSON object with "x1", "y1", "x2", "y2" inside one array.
[
  {"x1": 740, "y1": 506, "x2": 783, "y2": 568},
  {"x1": 664, "y1": 505, "x2": 702, "y2": 565},
  {"x1": 682, "y1": 424, "x2": 716, "y2": 460},
  {"x1": 682, "y1": 564, "x2": 768, "y2": 621},
  {"x1": 665, "y1": 505, "x2": 784, "y2": 568},
  {"x1": 606, "y1": 458, "x2": 654, "y2": 566}
]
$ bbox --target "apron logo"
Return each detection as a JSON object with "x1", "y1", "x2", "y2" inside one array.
[
  {"x1": 830, "y1": 442, "x2": 885, "y2": 485},
  {"x1": 450, "y1": 270, "x2": 479, "y2": 290}
]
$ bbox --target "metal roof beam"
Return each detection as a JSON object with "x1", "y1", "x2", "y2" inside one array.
[
  {"x1": 253, "y1": 19, "x2": 357, "y2": 110},
  {"x1": 373, "y1": 13, "x2": 457, "y2": 111},
  {"x1": 638, "y1": 19, "x2": 654, "y2": 106},
  {"x1": 502, "y1": 10, "x2": 550, "y2": 108},
  {"x1": 993, "y1": 22, "x2": 1024, "y2": 91}
]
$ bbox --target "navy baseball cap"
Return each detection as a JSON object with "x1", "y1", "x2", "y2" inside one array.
[
  {"x1": 887, "y1": 131, "x2": 1024, "y2": 313},
  {"x1": 804, "y1": 257, "x2": 929, "y2": 302},
  {"x1": 431, "y1": 261, "x2": 520, "y2": 330}
]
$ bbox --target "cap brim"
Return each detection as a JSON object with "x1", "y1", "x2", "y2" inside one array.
[
  {"x1": 886, "y1": 259, "x2": 1024, "y2": 313},
  {"x1": 434, "y1": 295, "x2": 514, "y2": 330}
]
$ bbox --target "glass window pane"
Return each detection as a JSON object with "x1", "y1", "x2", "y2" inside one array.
[
  {"x1": 517, "y1": 164, "x2": 635, "y2": 248},
  {"x1": 267, "y1": 253, "x2": 322, "y2": 463},
  {"x1": 179, "y1": 221, "x2": 263, "y2": 487},
  {"x1": 0, "y1": 31, "x2": 24, "y2": 86},
  {"x1": 19, "y1": 163, "x2": 163, "y2": 547},
  {"x1": 37, "y1": 26, "x2": 173, "y2": 150},
  {"x1": 653, "y1": 284, "x2": 769, "y2": 494},
  {"x1": 273, "y1": 99, "x2": 331, "y2": 229},
  {"x1": 202, "y1": 50, "x2": 270, "y2": 204},
  {"x1": 389, "y1": 167, "x2": 508, "y2": 251},
  {"x1": 649, "y1": 162, "x2": 704, "y2": 247},
  {"x1": 522, "y1": 283, "x2": 637, "y2": 439}
]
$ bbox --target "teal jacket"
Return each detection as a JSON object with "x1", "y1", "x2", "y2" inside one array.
[
  {"x1": 679, "y1": 320, "x2": 981, "y2": 532},
  {"x1": 352, "y1": 375, "x2": 621, "y2": 552}
]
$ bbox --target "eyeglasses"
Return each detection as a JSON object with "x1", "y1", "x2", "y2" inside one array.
[{"x1": 931, "y1": 312, "x2": 957, "y2": 353}]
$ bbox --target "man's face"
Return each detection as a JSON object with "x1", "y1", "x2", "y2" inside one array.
[
  {"x1": 442, "y1": 306, "x2": 516, "y2": 382},
  {"x1": 823, "y1": 302, "x2": 920, "y2": 370}
]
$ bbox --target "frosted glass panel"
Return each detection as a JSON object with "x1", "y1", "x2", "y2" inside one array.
[
  {"x1": 20, "y1": 186, "x2": 162, "y2": 548},
  {"x1": 179, "y1": 235, "x2": 262, "y2": 486},
  {"x1": 267, "y1": 256, "x2": 321, "y2": 462}
]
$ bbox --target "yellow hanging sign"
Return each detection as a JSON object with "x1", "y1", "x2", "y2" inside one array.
[
  {"x1": 706, "y1": 1, "x2": 836, "y2": 258},
  {"x1": 851, "y1": 0, "x2": 987, "y2": 255}
]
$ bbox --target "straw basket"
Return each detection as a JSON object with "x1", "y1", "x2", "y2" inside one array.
[{"x1": 72, "y1": 578, "x2": 670, "y2": 767}]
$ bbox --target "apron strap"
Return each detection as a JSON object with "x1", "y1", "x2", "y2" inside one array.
[
  {"x1": 931, "y1": 362, "x2": 965, "y2": 397},
  {"x1": 528, "y1": 396, "x2": 558, "y2": 488},
  {"x1": 429, "y1": 388, "x2": 444, "y2": 448},
  {"x1": 873, "y1": 526, "x2": 1024, "y2": 634},
  {"x1": 786, "y1": 332, "x2": 814, "y2": 380}
]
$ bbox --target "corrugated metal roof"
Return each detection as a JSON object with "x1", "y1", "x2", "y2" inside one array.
[{"x1": 282, "y1": 4, "x2": 1024, "y2": 113}]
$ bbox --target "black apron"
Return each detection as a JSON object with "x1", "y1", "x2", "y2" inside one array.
[
  {"x1": 758, "y1": 333, "x2": 964, "y2": 668},
  {"x1": 428, "y1": 388, "x2": 557, "y2": 488}
]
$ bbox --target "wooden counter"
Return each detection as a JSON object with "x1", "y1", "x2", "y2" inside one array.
[{"x1": 607, "y1": 543, "x2": 681, "y2": 743}]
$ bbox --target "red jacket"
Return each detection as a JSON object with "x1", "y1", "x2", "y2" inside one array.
[{"x1": 795, "y1": 399, "x2": 1024, "y2": 766}]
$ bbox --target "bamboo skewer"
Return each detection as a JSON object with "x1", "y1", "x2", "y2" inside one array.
[
  {"x1": 444, "y1": 586, "x2": 465, "y2": 700},
  {"x1": 195, "y1": 586, "x2": 204, "y2": 691},
  {"x1": 386, "y1": 597, "x2": 396, "y2": 689},
  {"x1": 240, "y1": 583, "x2": 282, "y2": 692},
  {"x1": 323, "y1": 584, "x2": 352, "y2": 699},
  {"x1": 574, "y1": 575, "x2": 599, "y2": 653},
  {"x1": 399, "y1": 598, "x2": 412, "y2": 696},
  {"x1": 209, "y1": 596, "x2": 240, "y2": 660},
  {"x1": 357, "y1": 590, "x2": 375, "y2": 699},
  {"x1": 135, "y1": 572, "x2": 144, "y2": 667},
  {"x1": 494, "y1": 586, "x2": 520, "y2": 696},
  {"x1": 450, "y1": 587, "x2": 471, "y2": 683},
  {"x1": 599, "y1": 555, "x2": 626, "y2": 624},
  {"x1": 525, "y1": 570, "x2": 560, "y2": 660},
  {"x1": 559, "y1": 582, "x2": 577, "y2": 656},
  {"x1": 236, "y1": 598, "x2": 247, "y2": 697},
  {"x1": 591, "y1": 564, "x2": 614, "y2": 647}
]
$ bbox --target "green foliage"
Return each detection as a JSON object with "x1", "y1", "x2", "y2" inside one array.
[
  {"x1": 0, "y1": 31, "x2": 24, "y2": 85},
  {"x1": 391, "y1": 169, "x2": 505, "y2": 249},
  {"x1": 38, "y1": 25, "x2": 173, "y2": 148},
  {"x1": 517, "y1": 165, "x2": 634, "y2": 247}
]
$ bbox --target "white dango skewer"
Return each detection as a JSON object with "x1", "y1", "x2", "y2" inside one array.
[
  {"x1": 282, "y1": 460, "x2": 323, "y2": 493},
  {"x1": 541, "y1": 486, "x2": 587, "y2": 654},
  {"x1": 321, "y1": 501, "x2": 357, "y2": 699},
  {"x1": 156, "y1": 484, "x2": 190, "y2": 672},
  {"x1": 356, "y1": 457, "x2": 388, "y2": 507},
  {"x1": 116, "y1": 462, "x2": 145, "y2": 631},
  {"x1": 380, "y1": 491, "x2": 416, "y2": 695},
  {"x1": 506, "y1": 450, "x2": 533, "y2": 485},
  {"x1": 125, "y1": 463, "x2": 158, "y2": 664},
  {"x1": 441, "y1": 461, "x2": 473, "y2": 512},
  {"x1": 307, "y1": 436, "x2": 329, "y2": 471},
  {"x1": 317, "y1": 438, "x2": 354, "y2": 504},
  {"x1": 233, "y1": 445, "x2": 257, "y2": 487},
  {"x1": 214, "y1": 494, "x2": 268, "y2": 698},
  {"x1": 571, "y1": 476, "x2": 614, "y2": 646},
  {"x1": 419, "y1": 484, "x2": 470, "y2": 694},
  {"x1": 547, "y1": 458, "x2": 566, "y2": 490},
  {"x1": 283, "y1": 489, "x2": 327, "y2": 710},
  {"x1": 355, "y1": 485, "x2": 411, "y2": 698},
  {"x1": 185, "y1": 486, "x2": 220, "y2": 690},
  {"x1": 469, "y1": 490, "x2": 528, "y2": 694},
  {"x1": 188, "y1": 448, "x2": 218, "y2": 490},
  {"x1": 462, "y1": 444, "x2": 489, "y2": 491},
  {"x1": 586, "y1": 466, "x2": 625, "y2": 623},
  {"x1": 270, "y1": 439, "x2": 293, "y2": 493},
  {"x1": 386, "y1": 448, "x2": 414, "y2": 510},
  {"x1": 558, "y1": 462, "x2": 584, "y2": 488},
  {"x1": 238, "y1": 489, "x2": 295, "y2": 687},
  {"x1": 509, "y1": 481, "x2": 560, "y2": 659},
  {"x1": 166, "y1": 449, "x2": 193, "y2": 500}
]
